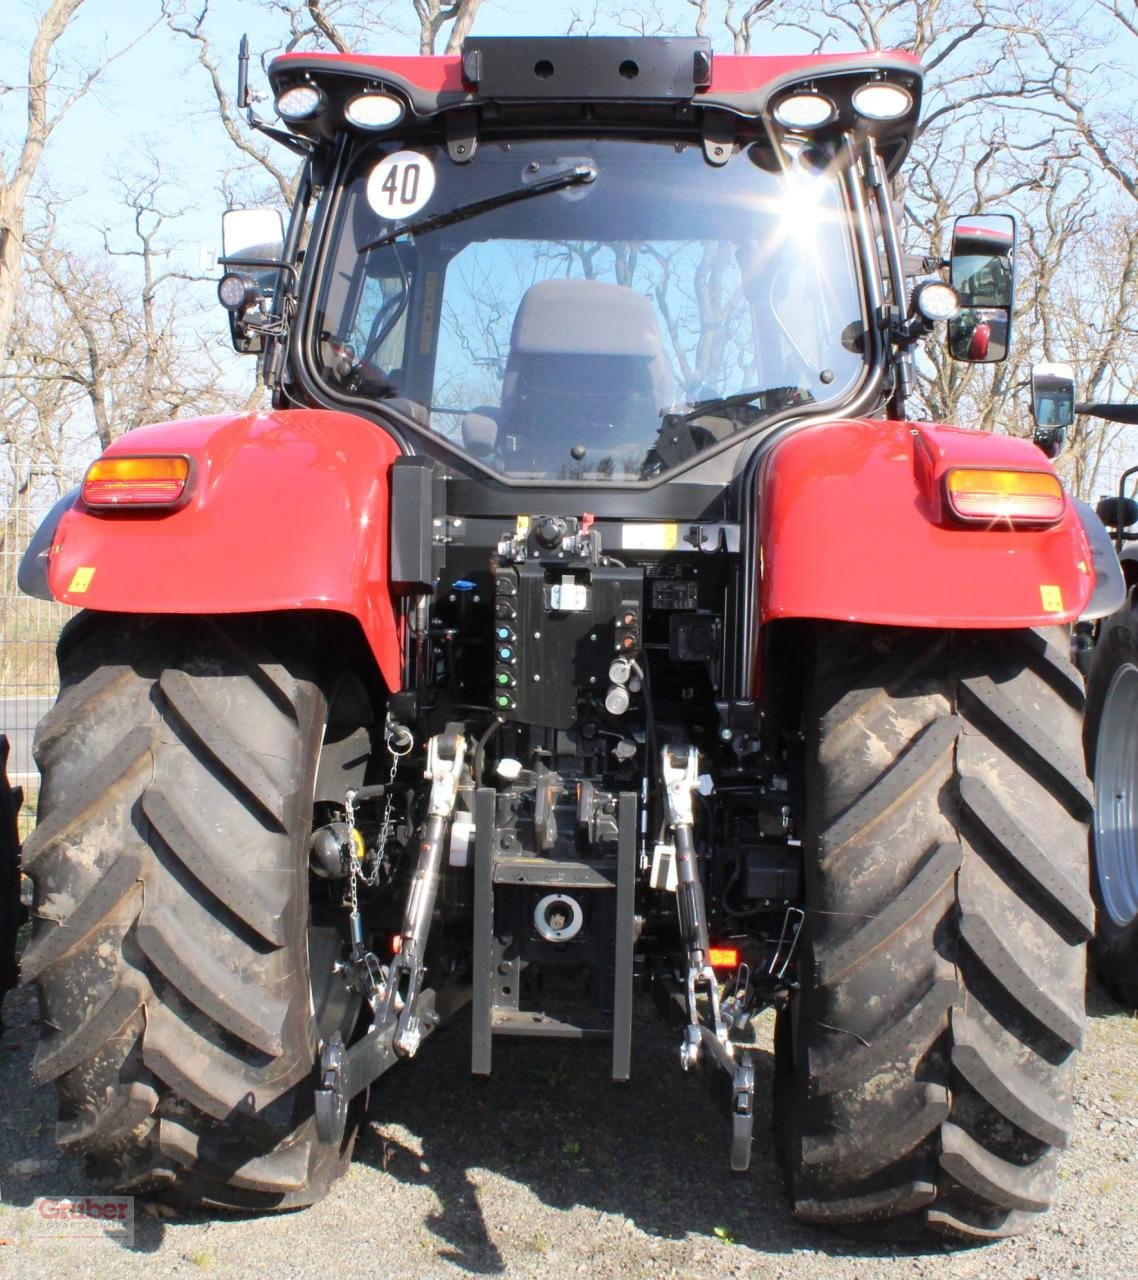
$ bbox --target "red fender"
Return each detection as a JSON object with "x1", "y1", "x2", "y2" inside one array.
[
  {"x1": 758, "y1": 418, "x2": 1094, "y2": 632},
  {"x1": 46, "y1": 409, "x2": 405, "y2": 691}
]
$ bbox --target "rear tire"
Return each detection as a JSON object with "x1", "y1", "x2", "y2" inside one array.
[
  {"x1": 1, "y1": 734, "x2": 23, "y2": 1032},
  {"x1": 776, "y1": 625, "x2": 1093, "y2": 1240},
  {"x1": 22, "y1": 613, "x2": 373, "y2": 1208},
  {"x1": 1083, "y1": 600, "x2": 1138, "y2": 1008}
]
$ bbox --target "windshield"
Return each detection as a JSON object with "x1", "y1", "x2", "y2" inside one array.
[{"x1": 311, "y1": 138, "x2": 867, "y2": 482}]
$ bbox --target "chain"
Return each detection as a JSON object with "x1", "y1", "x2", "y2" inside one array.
[
  {"x1": 363, "y1": 745, "x2": 402, "y2": 886},
  {"x1": 345, "y1": 716, "x2": 413, "y2": 901}
]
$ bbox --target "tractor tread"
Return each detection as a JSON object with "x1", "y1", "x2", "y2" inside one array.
[
  {"x1": 950, "y1": 1014, "x2": 1070, "y2": 1149},
  {"x1": 141, "y1": 785, "x2": 290, "y2": 946},
  {"x1": 137, "y1": 904, "x2": 287, "y2": 1056},
  {"x1": 959, "y1": 905, "x2": 1083, "y2": 1051},
  {"x1": 20, "y1": 853, "x2": 145, "y2": 982},
  {"x1": 939, "y1": 1121, "x2": 1055, "y2": 1213},
  {"x1": 809, "y1": 975, "x2": 957, "y2": 1096},
  {"x1": 33, "y1": 980, "x2": 148, "y2": 1085},
  {"x1": 818, "y1": 842, "x2": 960, "y2": 984},
  {"x1": 56, "y1": 1081, "x2": 159, "y2": 1153},
  {"x1": 958, "y1": 674, "x2": 1092, "y2": 816},
  {"x1": 158, "y1": 1117, "x2": 312, "y2": 1193},
  {"x1": 158, "y1": 669, "x2": 288, "y2": 832},
  {"x1": 801, "y1": 1083, "x2": 950, "y2": 1177},
  {"x1": 822, "y1": 716, "x2": 958, "y2": 859},
  {"x1": 778, "y1": 625, "x2": 1088, "y2": 1241},
  {"x1": 25, "y1": 615, "x2": 362, "y2": 1209},
  {"x1": 959, "y1": 776, "x2": 1094, "y2": 940},
  {"x1": 793, "y1": 1179, "x2": 937, "y2": 1225}
]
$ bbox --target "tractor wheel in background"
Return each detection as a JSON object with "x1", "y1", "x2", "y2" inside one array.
[
  {"x1": 776, "y1": 625, "x2": 1093, "y2": 1240},
  {"x1": 1083, "y1": 599, "x2": 1138, "y2": 1008},
  {"x1": 22, "y1": 612, "x2": 375, "y2": 1209},
  {"x1": 1, "y1": 734, "x2": 24, "y2": 1034}
]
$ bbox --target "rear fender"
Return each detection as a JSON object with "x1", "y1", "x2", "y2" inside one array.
[
  {"x1": 758, "y1": 418, "x2": 1096, "y2": 636},
  {"x1": 34, "y1": 409, "x2": 405, "y2": 691}
]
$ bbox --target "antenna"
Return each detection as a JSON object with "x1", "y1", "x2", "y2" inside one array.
[{"x1": 237, "y1": 34, "x2": 251, "y2": 111}]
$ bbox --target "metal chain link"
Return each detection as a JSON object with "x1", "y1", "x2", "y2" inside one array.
[{"x1": 345, "y1": 715, "x2": 413, "y2": 903}]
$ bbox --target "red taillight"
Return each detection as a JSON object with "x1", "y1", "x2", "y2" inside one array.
[
  {"x1": 944, "y1": 467, "x2": 1064, "y2": 525},
  {"x1": 82, "y1": 456, "x2": 191, "y2": 508},
  {"x1": 708, "y1": 946, "x2": 740, "y2": 969}
]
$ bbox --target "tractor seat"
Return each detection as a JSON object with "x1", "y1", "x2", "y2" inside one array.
[{"x1": 498, "y1": 278, "x2": 673, "y2": 473}]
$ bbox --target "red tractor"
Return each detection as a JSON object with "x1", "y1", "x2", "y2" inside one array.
[{"x1": 18, "y1": 36, "x2": 1119, "y2": 1239}]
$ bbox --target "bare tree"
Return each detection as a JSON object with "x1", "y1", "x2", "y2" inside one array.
[
  {"x1": 163, "y1": 1, "x2": 300, "y2": 206},
  {"x1": 164, "y1": 0, "x2": 485, "y2": 208},
  {"x1": 0, "y1": 0, "x2": 132, "y2": 362}
]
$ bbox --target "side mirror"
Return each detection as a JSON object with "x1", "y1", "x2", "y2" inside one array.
[
  {"x1": 1030, "y1": 361, "x2": 1075, "y2": 458},
  {"x1": 219, "y1": 208, "x2": 286, "y2": 355},
  {"x1": 221, "y1": 208, "x2": 284, "y2": 264},
  {"x1": 947, "y1": 213, "x2": 1015, "y2": 364},
  {"x1": 1096, "y1": 496, "x2": 1138, "y2": 531}
]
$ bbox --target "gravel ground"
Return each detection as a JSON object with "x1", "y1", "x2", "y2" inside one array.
[{"x1": 1, "y1": 979, "x2": 1135, "y2": 1279}]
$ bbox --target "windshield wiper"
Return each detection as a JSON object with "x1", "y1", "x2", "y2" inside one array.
[{"x1": 358, "y1": 163, "x2": 598, "y2": 254}]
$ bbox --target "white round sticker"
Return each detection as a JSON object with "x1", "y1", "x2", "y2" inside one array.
[{"x1": 366, "y1": 150, "x2": 436, "y2": 220}]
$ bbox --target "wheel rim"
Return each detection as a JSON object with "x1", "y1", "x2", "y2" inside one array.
[{"x1": 1094, "y1": 661, "x2": 1138, "y2": 926}]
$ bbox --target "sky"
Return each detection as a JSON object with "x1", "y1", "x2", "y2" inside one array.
[
  {"x1": 1, "y1": 0, "x2": 816, "y2": 426},
  {"x1": 4, "y1": 1, "x2": 817, "y2": 265}
]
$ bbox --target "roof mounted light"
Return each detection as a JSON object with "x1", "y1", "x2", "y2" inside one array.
[
  {"x1": 772, "y1": 92, "x2": 836, "y2": 130},
  {"x1": 344, "y1": 92, "x2": 404, "y2": 129},
  {"x1": 275, "y1": 84, "x2": 326, "y2": 121},
  {"x1": 852, "y1": 81, "x2": 912, "y2": 121}
]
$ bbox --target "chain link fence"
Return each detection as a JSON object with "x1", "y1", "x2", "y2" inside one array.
[{"x1": 2, "y1": 466, "x2": 80, "y2": 829}]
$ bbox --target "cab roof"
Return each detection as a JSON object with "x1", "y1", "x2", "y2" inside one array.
[{"x1": 268, "y1": 36, "x2": 923, "y2": 172}]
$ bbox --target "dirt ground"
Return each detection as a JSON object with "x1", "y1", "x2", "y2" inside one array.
[{"x1": 1, "y1": 976, "x2": 1135, "y2": 1280}]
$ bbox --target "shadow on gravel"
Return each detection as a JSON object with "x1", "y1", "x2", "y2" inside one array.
[
  {"x1": 357, "y1": 999, "x2": 953, "y2": 1272},
  {"x1": 1087, "y1": 971, "x2": 1132, "y2": 1020},
  {"x1": 3, "y1": 976, "x2": 1128, "y2": 1267}
]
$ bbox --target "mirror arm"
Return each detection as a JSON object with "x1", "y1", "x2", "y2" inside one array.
[
  {"x1": 219, "y1": 256, "x2": 298, "y2": 289},
  {"x1": 246, "y1": 113, "x2": 316, "y2": 157},
  {"x1": 1077, "y1": 402, "x2": 1138, "y2": 425}
]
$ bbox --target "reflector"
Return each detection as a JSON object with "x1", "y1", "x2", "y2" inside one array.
[{"x1": 708, "y1": 946, "x2": 740, "y2": 968}]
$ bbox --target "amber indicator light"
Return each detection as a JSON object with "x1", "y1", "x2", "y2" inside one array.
[
  {"x1": 82, "y1": 456, "x2": 192, "y2": 508},
  {"x1": 944, "y1": 468, "x2": 1064, "y2": 524}
]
